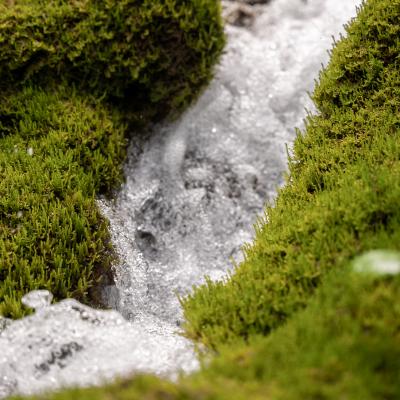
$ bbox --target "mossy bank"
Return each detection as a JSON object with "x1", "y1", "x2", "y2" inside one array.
[
  {"x1": 182, "y1": 0, "x2": 400, "y2": 348},
  {"x1": 0, "y1": 0, "x2": 224, "y2": 318},
  {"x1": 13, "y1": 0, "x2": 400, "y2": 398}
]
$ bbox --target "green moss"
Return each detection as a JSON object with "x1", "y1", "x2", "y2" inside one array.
[
  {"x1": 181, "y1": 0, "x2": 400, "y2": 349},
  {"x1": 199, "y1": 262, "x2": 400, "y2": 400},
  {"x1": 15, "y1": 253, "x2": 400, "y2": 399},
  {"x1": 0, "y1": 85, "x2": 126, "y2": 318},
  {"x1": 0, "y1": 0, "x2": 225, "y2": 120},
  {"x1": 0, "y1": 0, "x2": 224, "y2": 318}
]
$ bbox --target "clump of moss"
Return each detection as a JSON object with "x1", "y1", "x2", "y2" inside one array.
[
  {"x1": 0, "y1": 0, "x2": 225, "y2": 120},
  {"x1": 181, "y1": 0, "x2": 400, "y2": 348},
  {"x1": 15, "y1": 252, "x2": 400, "y2": 399},
  {"x1": 0, "y1": 0, "x2": 225, "y2": 318},
  {"x1": 0, "y1": 85, "x2": 126, "y2": 318},
  {"x1": 197, "y1": 258, "x2": 400, "y2": 400}
]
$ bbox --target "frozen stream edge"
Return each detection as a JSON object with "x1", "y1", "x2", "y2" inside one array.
[{"x1": 0, "y1": 0, "x2": 360, "y2": 397}]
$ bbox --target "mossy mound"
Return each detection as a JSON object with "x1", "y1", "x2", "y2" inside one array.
[
  {"x1": 15, "y1": 252, "x2": 400, "y2": 399},
  {"x1": 181, "y1": 0, "x2": 400, "y2": 349},
  {"x1": 196, "y1": 258, "x2": 400, "y2": 400},
  {"x1": 0, "y1": 0, "x2": 224, "y2": 119},
  {"x1": 0, "y1": 0, "x2": 224, "y2": 318},
  {"x1": 0, "y1": 85, "x2": 126, "y2": 318}
]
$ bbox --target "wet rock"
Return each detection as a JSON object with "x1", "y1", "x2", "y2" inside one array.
[
  {"x1": 223, "y1": 2, "x2": 256, "y2": 27},
  {"x1": 0, "y1": 318, "x2": 11, "y2": 334},
  {"x1": 233, "y1": 0, "x2": 270, "y2": 3},
  {"x1": 222, "y1": 0, "x2": 272, "y2": 27},
  {"x1": 34, "y1": 342, "x2": 84, "y2": 377},
  {"x1": 135, "y1": 229, "x2": 158, "y2": 260}
]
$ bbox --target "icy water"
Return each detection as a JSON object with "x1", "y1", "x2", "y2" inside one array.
[{"x1": 0, "y1": 0, "x2": 360, "y2": 397}]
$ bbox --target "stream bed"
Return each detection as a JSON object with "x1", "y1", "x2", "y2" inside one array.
[{"x1": 0, "y1": 0, "x2": 360, "y2": 397}]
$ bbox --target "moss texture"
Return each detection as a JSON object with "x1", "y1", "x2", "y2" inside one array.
[
  {"x1": 0, "y1": 0, "x2": 224, "y2": 318},
  {"x1": 0, "y1": 85, "x2": 126, "y2": 317},
  {"x1": 181, "y1": 0, "x2": 400, "y2": 349},
  {"x1": 0, "y1": 0, "x2": 224, "y2": 120}
]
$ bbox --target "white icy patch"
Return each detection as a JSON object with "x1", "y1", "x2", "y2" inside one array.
[
  {"x1": 21, "y1": 290, "x2": 53, "y2": 311},
  {"x1": 0, "y1": 296, "x2": 198, "y2": 398},
  {"x1": 353, "y1": 251, "x2": 400, "y2": 276},
  {"x1": 0, "y1": 0, "x2": 360, "y2": 397}
]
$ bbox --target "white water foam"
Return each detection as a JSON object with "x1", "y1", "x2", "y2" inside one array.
[{"x1": 98, "y1": 0, "x2": 360, "y2": 328}]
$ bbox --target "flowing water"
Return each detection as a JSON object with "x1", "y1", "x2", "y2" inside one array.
[{"x1": 0, "y1": 0, "x2": 360, "y2": 397}]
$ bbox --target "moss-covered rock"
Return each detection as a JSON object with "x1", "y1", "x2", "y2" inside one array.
[
  {"x1": 0, "y1": 0, "x2": 224, "y2": 318},
  {"x1": 182, "y1": 0, "x2": 400, "y2": 348},
  {"x1": 0, "y1": 0, "x2": 225, "y2": 120}
]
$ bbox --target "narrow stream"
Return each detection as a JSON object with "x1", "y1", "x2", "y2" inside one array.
[{"x1": 0, "y1": 0, "x2": 360, "y2": 397}]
